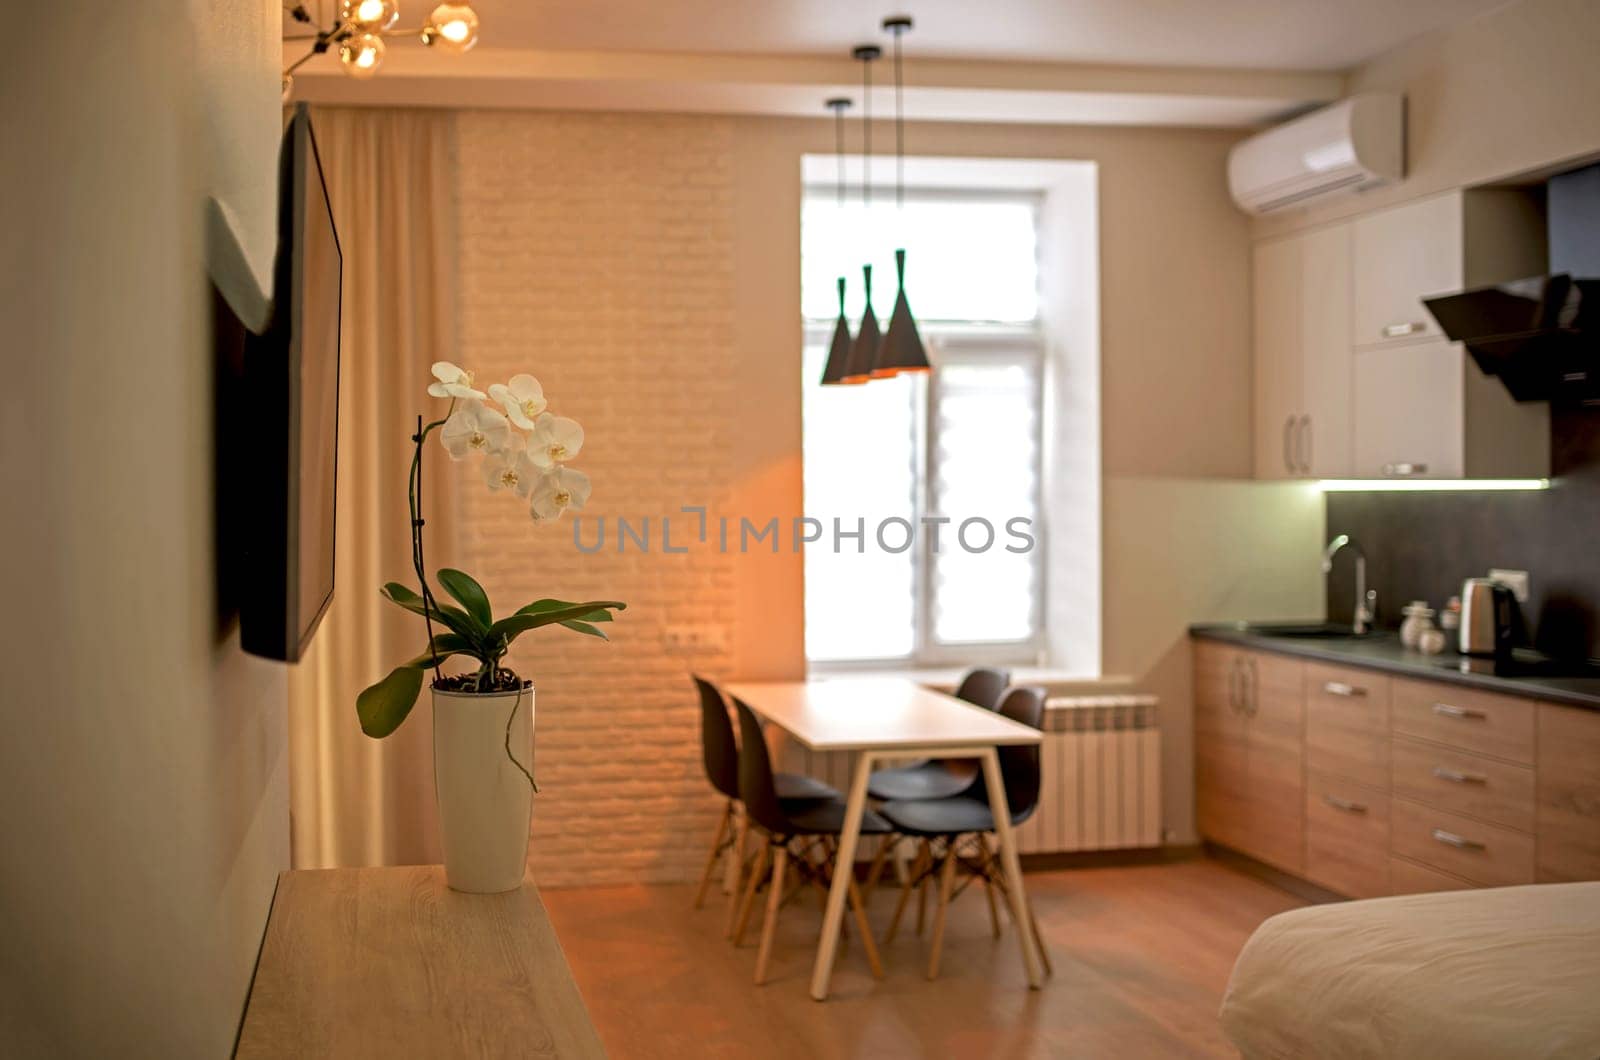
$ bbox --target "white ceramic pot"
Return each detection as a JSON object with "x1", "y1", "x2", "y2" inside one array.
[{"x1": 432, "y1": 683, "x2": 534, "y2": 894}]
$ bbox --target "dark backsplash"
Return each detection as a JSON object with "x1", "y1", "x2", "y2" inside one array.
[{"x1": 1326, "y1": 405, "x2": 1600, "y2": 660}]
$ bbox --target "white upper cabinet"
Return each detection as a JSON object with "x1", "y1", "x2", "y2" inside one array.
[
  {"x1": 1252, "y1": 187, "x2": 1550, "y2": 481},
  {"x1": 1352, "y1": 191, "x2": 1462, "y2": 348},
  {"x1": 1252, "y1": 225, "x2": 1351, "y2": 479}
]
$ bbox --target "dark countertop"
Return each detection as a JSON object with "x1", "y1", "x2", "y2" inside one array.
[{"x1": 1190, "y1": 623, "x2": 1600, "y2": 711}]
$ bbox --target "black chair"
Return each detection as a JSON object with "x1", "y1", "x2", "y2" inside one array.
[
  {"x1": 692, "y1": 677, "x2": 837, "y2": 927},
  {"x1": 877, "y1": 685, "x2": 1053, "y2": 980},
  {"x1": 731, "y1": 696, "x2": 890, "y2": 986},
  {"x1": 865, "y1": 667, "x2": 1011, "y2": 802}
]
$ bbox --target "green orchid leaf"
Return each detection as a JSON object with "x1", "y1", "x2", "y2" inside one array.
[
  {"x1": 380, "y1": 582, "x2": 485, "y2": 641},
  {"x1": 514, "y1": 598, "x2": 577, "y2": 615},
  {"x1": 487, "y1": 601, "x2": 626, "y2": 645},
  {"x1": 559, "y1": 620, "x2": 608, "y2": 640},
  {"x1": 357, "y1": 664, "x2": 425, "y2": 738},
  {"x1": 436, "y1": 569, "x2": 494, "y2": 628},
  {"x1": 406, "y1": 633, "x2": 478, "y2": 668}
]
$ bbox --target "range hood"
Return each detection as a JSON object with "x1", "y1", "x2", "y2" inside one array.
[{"x1": 1423, "y1": 274, "x2": 1600, "y2": 402}]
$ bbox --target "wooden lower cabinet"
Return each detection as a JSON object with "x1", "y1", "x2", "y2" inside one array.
[
  {"x1": 1193, "y1": 636, "x2": 1600, "y2": 898},
  {"x1": 1193, "y1": 644, "x2": 1304, "y2": 875},
  {"x1": 1305, "y1": 772, "x2": 1389, "y2": 897},
  {"x1": 1537, "y1": 703, "x2": 1600, "y2": 881}
]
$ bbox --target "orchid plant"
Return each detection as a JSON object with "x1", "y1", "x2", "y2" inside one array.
[{"x1": 357, "y1": 361, "x2": 626, "y2": 748}]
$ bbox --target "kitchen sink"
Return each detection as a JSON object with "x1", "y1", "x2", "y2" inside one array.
[{"x1": 1235, "y1": 621, "x2": 1378, "y2": 640}]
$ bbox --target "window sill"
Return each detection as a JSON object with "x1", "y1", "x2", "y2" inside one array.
[{"x1": 804, "y1": 665, "x2": 1140, "y2": 701}]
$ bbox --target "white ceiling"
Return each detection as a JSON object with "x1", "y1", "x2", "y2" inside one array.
[
  {"x1": 285, "y1": 0, "x2": 1507, "y2": 125},
  {"x1": 436, "y1": 0, "x2": 1506, "y2": 70}
]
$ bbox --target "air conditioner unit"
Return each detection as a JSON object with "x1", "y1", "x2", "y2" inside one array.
[{"x1": 1228, "y1": 93, "x2": 1404, "y2": 215}]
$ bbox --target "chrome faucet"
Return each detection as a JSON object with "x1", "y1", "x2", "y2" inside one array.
[{"x1": 1323, "y1": 534, "x2": 1376, "y2": 634}]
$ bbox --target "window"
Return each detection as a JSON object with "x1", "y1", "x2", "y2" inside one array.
[{"x1": 801, "y1": 190, "x2": 1045, "y2": 666}]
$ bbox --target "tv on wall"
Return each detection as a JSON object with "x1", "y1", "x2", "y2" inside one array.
[{"x1": 240, "y1": 104, "x2": 342, "y2": 662}]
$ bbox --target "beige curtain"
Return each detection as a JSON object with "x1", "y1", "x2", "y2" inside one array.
[{"x1": 288, "y1": 108, "x2": 461, "y2": 868}]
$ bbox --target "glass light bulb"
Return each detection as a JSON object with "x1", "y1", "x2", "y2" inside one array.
[
  {"x1": 340, "y1": 0, "x2": 399, "y2": 30},
  {"x1": 422, "y1": 3, "x2": 479, "y2": 53},
  {"x1": 338, "y1": 32, "x2": 386, "y2": 78}
]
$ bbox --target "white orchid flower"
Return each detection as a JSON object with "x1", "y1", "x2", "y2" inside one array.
[
  {"x1": 440, "y1": 399, "x2": 512, "y2": 460},
  {"x1": 427, "y1": 361, "x2": 487, "y2": 401},
  {"x1": 483, "y1": 447, "x2": 538, "y2": 496},
  {"x1": 527, "y1": 413, "x2": 585, "y2": 470},
  {"x1": 529, "y1": 467, "x2": 591, "y2": 521},
  {"x1": 487, "y1": 374, "x2": 548, "y2": 430}
]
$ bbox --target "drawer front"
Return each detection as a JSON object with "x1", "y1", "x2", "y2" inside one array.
[
  {"x1": 1391, "y1": 678, "x2": 1535, "y2": 764},
  {"x1": 1305, "y1": 772, "x2": 1389, "y2": 898},
  {"x1": 1391, "y1": 736, "x2": 1535, "y2": 832},
  {"x1": 1389, "y1": 856, "x2": 1475, "y2": 895},
  {"x1": 1305, "y1": 663, "x2": 1391, "y2": 789},
  {"x1": 1391, "y1": 798, "x2": 1534, "y2": 887}
]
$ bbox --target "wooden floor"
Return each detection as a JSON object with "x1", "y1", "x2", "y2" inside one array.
[{"x1": 541, "y1": 857, "x2": 1303, "y2": 1058}]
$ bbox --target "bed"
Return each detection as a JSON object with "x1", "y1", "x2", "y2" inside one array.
[{"x1": 1220, "y1": 881, "x2": 1600, "y2": 1059}]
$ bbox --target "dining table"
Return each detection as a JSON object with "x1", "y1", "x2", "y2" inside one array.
[{"x1": 723, "y1": 677, "x2": 1047, "y2": 1001}]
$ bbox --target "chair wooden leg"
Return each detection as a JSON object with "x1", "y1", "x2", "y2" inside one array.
[
  {"x1": 753, "y1": 846, "x2": 789, "y2": 985},
  {"x1": 916, "y1": 839, "x2": 934, "y2": 936},
  {"x1": 723, "y1": 810, "x2": 749, "y2": 938},
  {"x1": 694, "y1": 801, "x2": 733, "y2": 909},
  {"x1": 733, "y1": 842, "x2": 770, "y2": 947},
  {"x1": 863, "y1": 836, "x2": 896, "y2": 905},
  {"x1": 1027, "y1": 897, "x2": 1054, "y2": 977},
  {"x1": 926, "y1": 842, "x2": 960, "y2": 980},
  {"x1": 979, "y1": 838, "x2": 1002, "y2": 938},
  {"x1": 884, "y1": 840, "x2": 929, "y2": 944},
  {"x1": 847, "y1": 877, "x2": 885, "y2": 979}
]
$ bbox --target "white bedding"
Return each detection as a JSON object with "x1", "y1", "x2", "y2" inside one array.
[{"x1": 1220, "y1": 881, "x2": 1600, "y2": 1059}]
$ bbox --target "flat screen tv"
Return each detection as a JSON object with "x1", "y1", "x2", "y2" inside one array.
[{"x1": 241, "y1": 104, "x2": 341, "y2": 661}]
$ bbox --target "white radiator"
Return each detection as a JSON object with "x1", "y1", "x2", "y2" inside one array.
[
  {"x1": 780, "y1": 693, "x2": 1162, "y2": 854},
  {"x1": 1016, "y1": 695, "x2": 1162, "y2": 853}
]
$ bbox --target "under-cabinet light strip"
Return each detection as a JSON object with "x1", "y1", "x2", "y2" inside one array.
[{"x1": 1316, "y1": 479, "x2": 1551, "y2": 492}]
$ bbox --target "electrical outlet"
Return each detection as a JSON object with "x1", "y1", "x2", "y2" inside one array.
[
  {"x1": 1489, "y1": 568, "x2": 1530, "y2": 603},
  {"x1": 662, "y1": 625, "x2": 728, "y2": 654}
]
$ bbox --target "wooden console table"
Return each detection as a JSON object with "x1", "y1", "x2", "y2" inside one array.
[{"x1": 235, "y1": 866, "x2": 605, "y2": 1058}]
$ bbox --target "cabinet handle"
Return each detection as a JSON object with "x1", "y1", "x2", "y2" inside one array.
[
  {"x1": 1383, "y1": 321, "x2": 1427, "y2": 338},
  {"x1": 1432, "y1": 766, "x2": 1488, "y2": 785},
  {"x1": 1322, "y1": 681, "x2": 1366, "y2": 698},
  {"x1": 1382, "y1": 462, "x2": 1429, "y2": 477},
  {"x1": 1299, "y1": 415, "x2": 1312, "y2": 475},
  {"x1": 1282, "y1": 417, "x2": 1295, "y2": 475},
  {"x1": 1245, "y1": 658, "x2": 1259, "y2": 718},
  {"x1": 1431, "y1": 828, "x2": 1486, "y2": 851},
  {"x1": 1323, "y1": 794, "x2": 1368, "y2": 814},
  {"x1": 1227, "y1": 658, "x2": 1241, "y2": 714},
  {"x1": 1432, "y1": 702, "x2": 1487, "y2": 720}
]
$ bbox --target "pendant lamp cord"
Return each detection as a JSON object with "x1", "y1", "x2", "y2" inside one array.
[
  {"x1": 861, "y1": 55, "x2": 872, "y2": 209},
  {"x1": 835, "y1": 102, "x2": 846, "y2": 208},
  {"x1": 893, "y1": 28, "x2": 904, "y2": 210}
]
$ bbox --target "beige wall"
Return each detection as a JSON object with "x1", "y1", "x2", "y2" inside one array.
[
  {"x1": 448, "y1": 106, "x2": 1313, "y2": 879},
  {"x1": 1259, "y1": 0, "x2": 1600, "y2": 239},
  {"x1": 0, "y1": 2, "x2": 286, "y2": 1054}
]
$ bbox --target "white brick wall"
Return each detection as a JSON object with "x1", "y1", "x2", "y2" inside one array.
[{"x1": 456, "y1": 111, "x2": 739, "y2": 886}]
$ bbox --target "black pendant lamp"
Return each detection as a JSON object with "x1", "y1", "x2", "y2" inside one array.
[
  {"x1": 819, "y1": 97, "x2": 856, "y2": 386},
  {"x1": 841, "y1": 43, "x2": 883, "y2": 384},
  {"x1": 873, "y1": 16, "x2": 931, "y2": 377}
]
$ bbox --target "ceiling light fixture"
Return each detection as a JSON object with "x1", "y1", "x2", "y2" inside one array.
[
  {"x1": 281, "y1": 1, "x2": 481, "y2": 92},
  {"x1": 872, "y1": 15, "x2": 932, "y2": 378},
  {"x1": 819, "y1": 97, "x2": 857, "y2": 387},
  {"x1": 841, "y1": 44, "x2": 884, "y2": 385}
]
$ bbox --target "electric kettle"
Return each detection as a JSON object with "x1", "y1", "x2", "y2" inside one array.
[{"x1": 1459, "y1": 578, "x2": 1514, "y2": 657}]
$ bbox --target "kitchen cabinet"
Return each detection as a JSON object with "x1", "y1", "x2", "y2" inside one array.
[
  {"x1": 1192, "y1": 635, "x2": 1600, "y2": 897},
  {"x1": 1536, "y1": 703, "x2": 1600, "y2": 881},
  {"x1": 1251, "y1": 187, "x2": 1549, "y2": 481},
  {"x1": 1193, "y1": 644, "x2": 1304, "y2": 874},
  {"x1": 1252, "y1": 225, "x2": 1352, "y2": 479}
]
